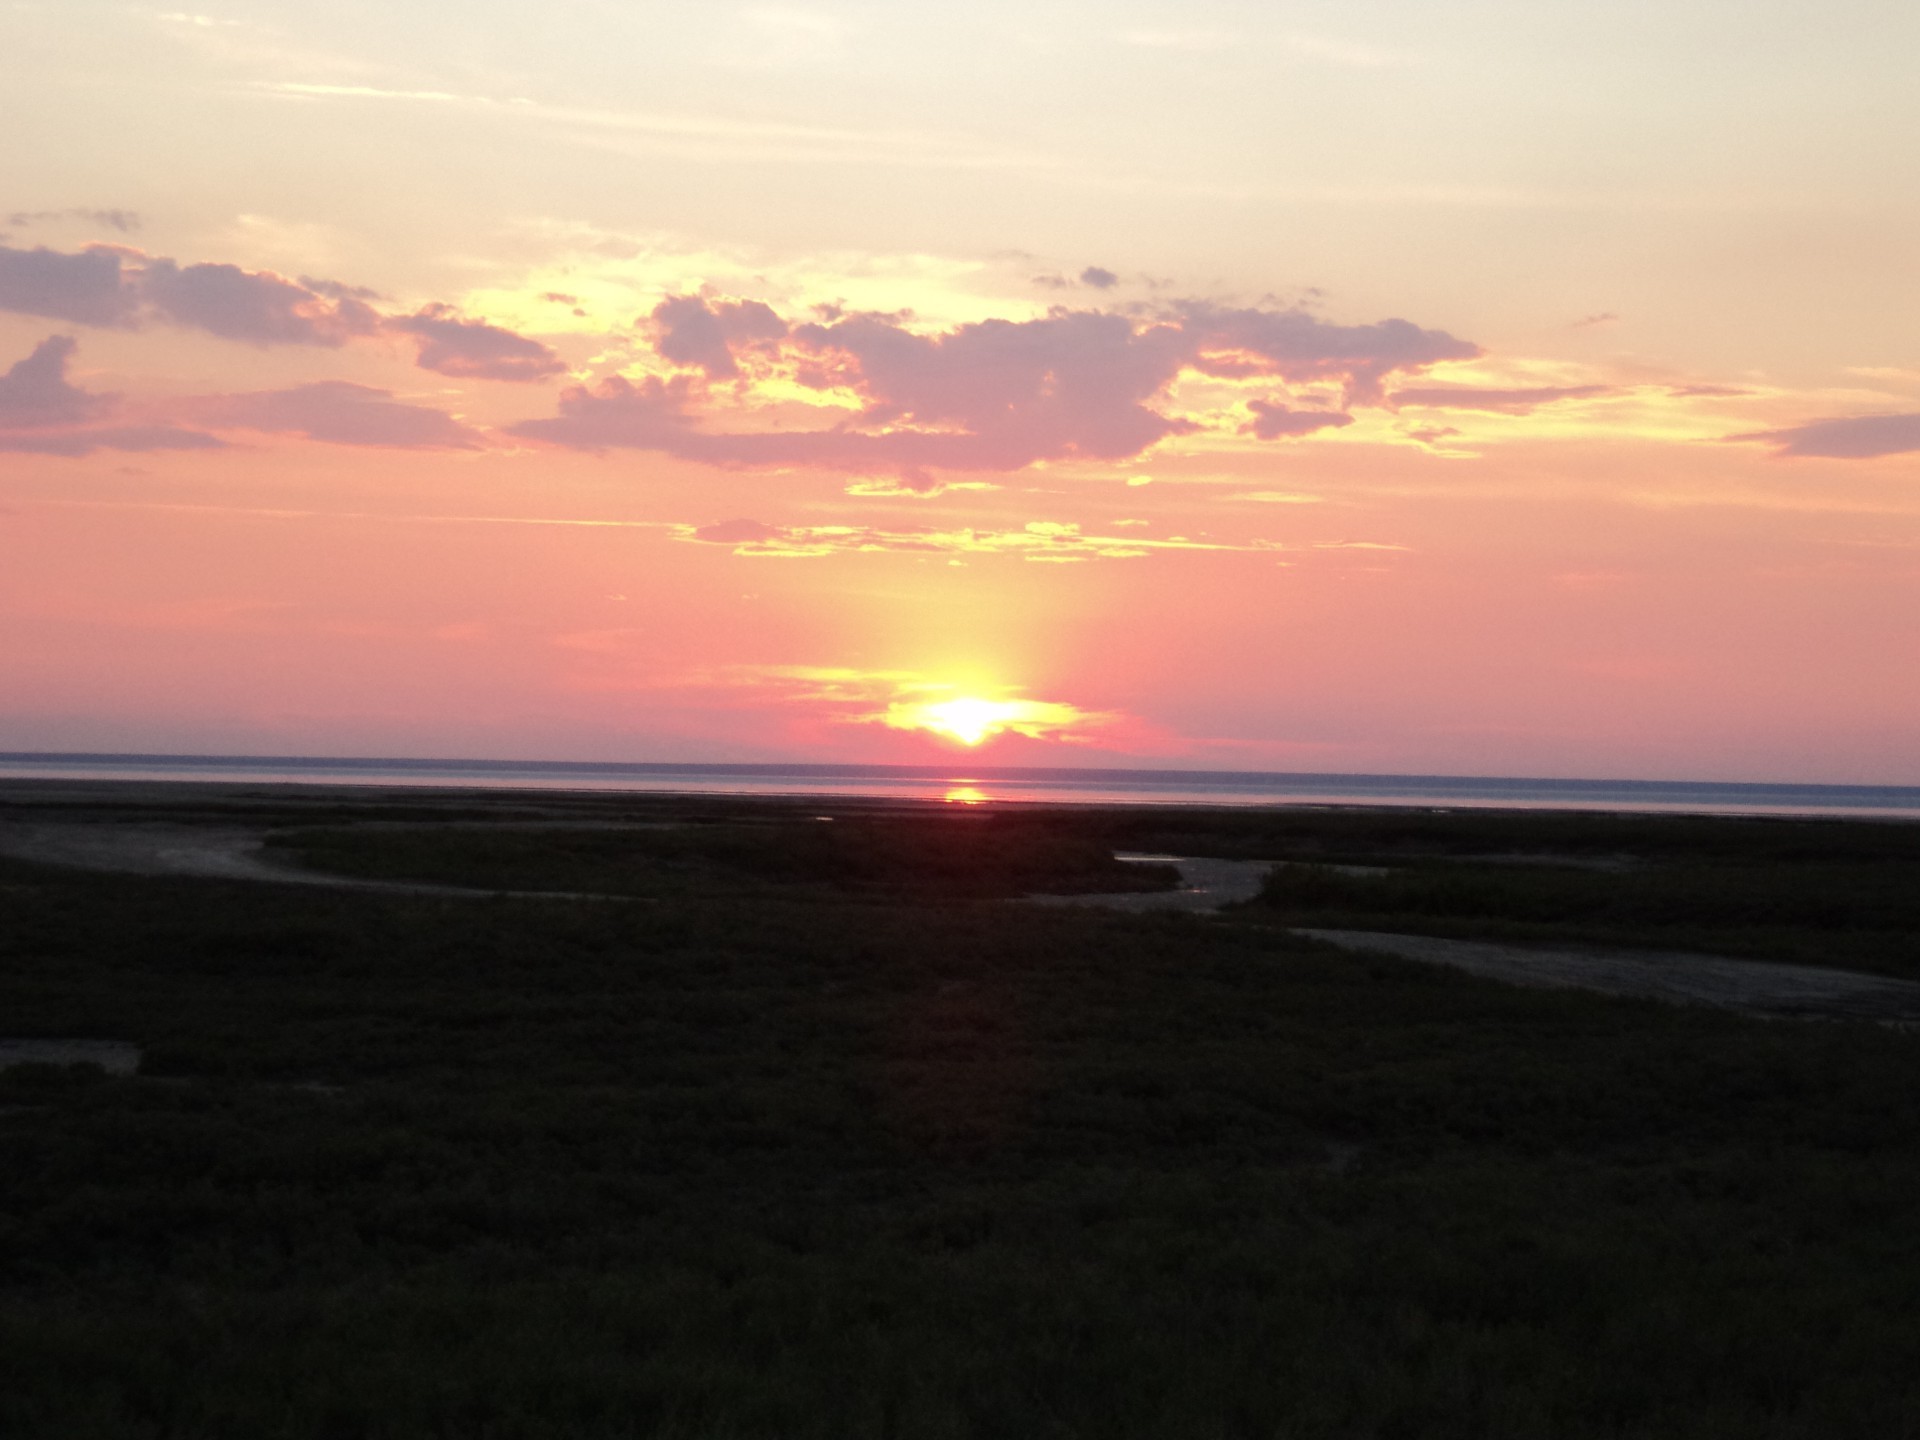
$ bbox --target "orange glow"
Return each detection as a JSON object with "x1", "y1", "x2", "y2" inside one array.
[{"x1": 944, "y1": 785, "x2": 990, "y2": 804}]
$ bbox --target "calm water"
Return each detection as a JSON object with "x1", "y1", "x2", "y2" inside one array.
[{"x1": 3, "y1": 752, "x2": 1918, "y2": 818}]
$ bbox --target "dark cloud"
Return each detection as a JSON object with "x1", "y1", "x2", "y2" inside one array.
[
  {"x1": 650, "y1": 295, "x2": 788, "y2": 378},
  {"x1": 786, "y1": 307, "x2": 1196, "y2": 464},
  {"x1": 0, "y1": 424, "x2": 225, "y2": 457},
  {"x1": 6, "y1": 209, "x2": 141, "y2": 233},
  {"x1": 201, "y1": 381, "x2": 484, "y2": 448},
  {"x1": 0, "y1": 336, "x2": 113, "y2": 429},
  {"x1": 1389, "y1": 383, "x2": 1613, "y2": 413},
  {"x1": 1178, "y1": 303, "x2": 1480, "y2": 403},
  {"x1": 1242, "y1": 400, "x2": 1354, "y2": 440},
  {"x1": 141, "y1": 259, "x2": 380, "y2": 347},
  {"x1": 1079, "y1": 266, "x2": 1119, "y2": 289},
  {"x1": 516, "y1": 298, "x2": 1478, "y2": 476},
  {"x1": 389, "y1": 304, "x2": 566, "y2": 382},
  {"x1": 1733, "y1": 413, "x2": 1920, "y2": 460},
  {"x1": 0, "y1": 245, "x2": 486, "y2": 358},
  {"x1": 0, "y1": 245, "x2": 138, "y2": 327}
]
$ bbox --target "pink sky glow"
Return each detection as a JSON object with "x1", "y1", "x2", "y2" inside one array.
[{"x1": 3, "y1": 1, "x2": 1916, "y2": 782}]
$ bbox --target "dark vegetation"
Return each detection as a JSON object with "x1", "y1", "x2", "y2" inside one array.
[
  {"x1": 277, "y1": 816, "x2": 1180, "y2": 901},
  {"x1": 1238, "y1": 816, "x2": 1920, "y2": 980},
  {"x1": 1, "y1": 785, "x2": 1918, "y2": 1436}
]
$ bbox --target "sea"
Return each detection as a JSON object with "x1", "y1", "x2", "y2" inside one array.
[{"x1": 3, "y1": 752, "x2": 1918, "y2": 819}]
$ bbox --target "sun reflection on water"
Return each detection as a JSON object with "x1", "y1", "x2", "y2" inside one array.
[{"x1": 943, "y1": 785, "x2": 991, "y2": 805}]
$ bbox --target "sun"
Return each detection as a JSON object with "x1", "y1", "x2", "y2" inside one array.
[
  {"x1": 916, "y1": 697, "x2": 1017, "y2": 746},
  {"x1": 882, "y1": 691, "x2": 1093, "y2": 747}
]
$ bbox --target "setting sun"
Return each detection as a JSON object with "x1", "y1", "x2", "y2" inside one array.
[
  {"x1": 882, "y1": 693, "x2": 1092, "y2": 747},
  {"x1": 919, "y1": 698, "x2": 1017, "y2": 746}
]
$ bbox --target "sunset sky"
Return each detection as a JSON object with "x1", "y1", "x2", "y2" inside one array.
[{"x1": 2, "y1": 0, "x2": 1916, "y2": 780}]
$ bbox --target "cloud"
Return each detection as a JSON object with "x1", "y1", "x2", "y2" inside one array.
[
  {"x1": 0, "y1": 334, "x2": 225, "y2": 455},
  {"x1": 1389, "y1": 383, "x2": 1614, "y2": 412},
  {"x1": 679, "y1": 516, "x2": 1268, "y2": 561},
  {"x1": 0, "y1": 246, "x2": 139, "y2": 327},
  {"x1": 0, "y1": 336, "x2": 113, "y2": 429},
  {"x1": 1079, "y1": 266, "x2": 1119, "y2": 289},
  {"x1": 140, "y1": 258, "x2": 380, "y2": 346},
  {"x1": 199, "y1": 382, "x2": 484, "y2": 448},
  {"x1": 515, "y1": 297, "x2": 1476, "y2": 477},
  {"x1": 649, "y1": 295, "x2": 788, "y2": 378},
  {"x1": 1174, "y1": 301, "x2": 1479, "y2": 403},
  {"x1": 1, "y1": 245, "x2": 553, "y2": 376},
  {"x1": 1732, "y1": 413, "x2": 1920, "y2": 460},
  {"x1": 0, "y1": 424, "x2": 226, "y2": 457},
  {"x1": 389, "y1": 304, "x2": 567, "y2": 381},
  {"x1": 7, "y1": 209, "x2": 141, "y2": 233},
  {"x1": 1242, "y1": 400, "x2": 1354, "y2": 439}
]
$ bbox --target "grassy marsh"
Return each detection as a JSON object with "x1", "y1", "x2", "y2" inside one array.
[{"x1": 1, "y1": 786, "x2": 1917, "y2": 1437}]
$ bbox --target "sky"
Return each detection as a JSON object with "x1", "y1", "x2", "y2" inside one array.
[{"x1": 2, "y1": 0, "x2": 1916, "y2": 781}]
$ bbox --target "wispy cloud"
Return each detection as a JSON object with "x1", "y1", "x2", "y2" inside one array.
[
  {"x1": 245, "y1": 82, "x2": 1052, "y2": 173},
  {"x1": 6, "y1": 209, "x2": 140, "y2": 234},
  {"x1": 679, "y1": 517, "x2": 1274, "y2": 562}
]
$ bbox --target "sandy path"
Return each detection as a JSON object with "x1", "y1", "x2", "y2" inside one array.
[{"x1": 1294, "y1": 928, "x2": 1920, "y2": 1022}]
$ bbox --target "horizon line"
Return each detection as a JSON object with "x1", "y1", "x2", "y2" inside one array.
[{"x1": 2, "y1": 750, "x2": 1917, "y2": 799}]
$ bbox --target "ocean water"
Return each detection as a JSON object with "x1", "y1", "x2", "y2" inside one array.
[{"x1": 3, "y1": 752, "x2": 1918, "y2": 818}]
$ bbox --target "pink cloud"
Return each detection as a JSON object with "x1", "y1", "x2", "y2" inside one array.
[
  {"x1": 0, "y1": 336, "x2": 112, "y2": 428},
  {"x1": 140, "y1": 259, "x2": 380, "y2": 347},
  {"x1": 0, "y1": 335, "x2": 225, "y2": 454},
  {"x1": 650, "y1": 296, "x2": 787, "y2": 378},
  {"x1": 1175, "y1": 302, "x2": 1479, "y2": 403},
  {"x1": 0, "y1": 244, "x2": 559, "y2": 381},
  {"x1": 514, "y1": 297, "x2": 1474, "y2": 477},
  {"x1": 389, "y1": 304, "x2": 567, "y2": 382},
  {"x1": 0, "y1": 246, "x2": 138, "y2": 327}
]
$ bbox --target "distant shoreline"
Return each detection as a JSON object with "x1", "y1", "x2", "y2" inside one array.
[{"x1": 3, "y1": 754, "x2": 1919, "y2": 821}]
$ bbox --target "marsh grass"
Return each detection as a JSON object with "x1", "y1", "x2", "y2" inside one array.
[
  {"x1": 1248, "y1": 854, "x2": 1920, "y2": 978},
  {"x1": 276, "y1": 815, "x2": 1183, "y2": 900},
  {"x1": 1, "y1": 796, "x2": 1919, "y2": 1436}
]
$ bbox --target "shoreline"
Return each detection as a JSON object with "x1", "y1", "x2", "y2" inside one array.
[{"x1": 4, "y1": 771, "x2": 1919, "y2": 823}]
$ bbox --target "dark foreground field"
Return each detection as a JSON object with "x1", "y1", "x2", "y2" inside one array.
[{"x1": 2, "y1": 784, "x2": 1918, "y2": 1437}]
